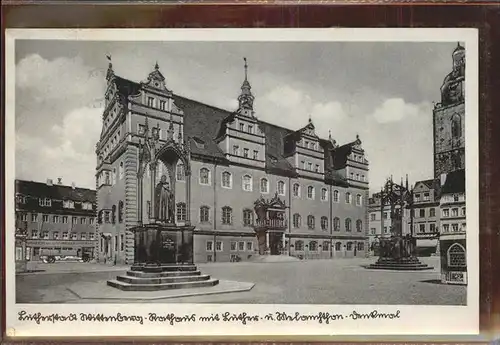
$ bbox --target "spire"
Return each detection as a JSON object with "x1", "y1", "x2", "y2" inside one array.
[
  {"x1": 155, "y1": 61, "x2": 159, "y2": 70},
  {"x1": 308, "y1": 114, "x2": 312, "y2": 123},
  {"x1": 105, "y1": 54, "x2": 115, "y2": 81},
  {"x1": 405, "y1": 174, "x2": 409, "y2": 190},
  {"x1": 244, "y1": 57, "x2": 248, "y2": 82},
  {"x1": 237, "y1": 57, "x2": 255, "y2": 114}
]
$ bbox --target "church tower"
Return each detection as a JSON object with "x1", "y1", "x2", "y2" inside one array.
[{"x1": 433, "y1": 43, "x2": 466, "y2": 179}]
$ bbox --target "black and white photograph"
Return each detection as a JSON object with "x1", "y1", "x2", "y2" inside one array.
[{"x1": 5, "y1": 28, "x2": 479, "y2": 337}]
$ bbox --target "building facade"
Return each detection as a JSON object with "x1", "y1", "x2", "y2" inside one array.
[
  {"x1": 95, "y1": 59, "x2": 369, "y2": 265},
  {"x1": 14, "y1": 179, "x2": 97, "y2": 261},
  {"x1": 410, "y1": 179, "x2": 440, "y2": 255},
  {"x1": 433, "y1": 43, "x2": 467, "y2": 284}
]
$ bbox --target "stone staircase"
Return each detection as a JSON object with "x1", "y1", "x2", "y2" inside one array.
[
  {"x1": 107, "y1": 264, "x2": 219, "y2": 291},
  {"x1": 367, "y1": 257, "x2": 433, "y2": 271}
]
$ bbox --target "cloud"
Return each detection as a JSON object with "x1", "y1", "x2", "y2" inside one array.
[{"x1": 372, "y1": 98, "x2": 426, "y2": 124}]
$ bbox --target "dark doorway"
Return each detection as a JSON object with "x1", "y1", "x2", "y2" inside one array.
[{"x1": 269, "y1": 232, "x2": 283, "y2": 255}]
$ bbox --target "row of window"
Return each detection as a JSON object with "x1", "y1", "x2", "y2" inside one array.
[
  {"x1": 415, "y1": 223, "x2": 437, "y2": 233},
  {"x1": 30, "y1": 230, "x2": 94, "y2": 241},
  {"x1": 98, "y1": 201, "x2": 124, "y2": 224},
  {"x1": 237, "y1": 122, "x2": 257, "y2": 135},
  {"x1": 348, "y1": 172, "x2": 367, "y2": 182},
  {"x1": 442, "y1": 223, "x2": 466, "y2": 233},
  {"x1": 414, "y1": 192, "x2": 431, "y2": 202},
  {"x1": 206, "y1": 240, "x2": 254, "y2": 252},
  {"x1": 300, "y1": 161, "x2": 322, "y2": 174},
  {"x1": 300, "y1": 138, "x2": 319, "y2": 151},
  {"x1": 232, "y1": 145, "x2": 259, "y2": 160},
  {"x1": 18, "y1": 213, "x2": 95, "y2": 225},
  {"x1": 442, "y1": 207, "x2": 466, "y2": 218},
  {"x1": 292, "y1": 214, "x2": 363, "y2": 232},
  {"x1": 205, "y1": 240, "x2": 365, "y2": 252},
  {"x1": 369, "y1": 207, "x2": 466, "y2": 221},
  {"x1": 16, "y1": 196, "x2": 93, "y2": 210}
]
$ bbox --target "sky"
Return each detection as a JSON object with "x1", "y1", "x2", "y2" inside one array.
[{"x1": 14, "y1": 40, "x2": 458, "y2": 192}]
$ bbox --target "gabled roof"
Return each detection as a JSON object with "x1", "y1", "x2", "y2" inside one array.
[
  {"x1": 331, "y1": 138, "x2": 361, "y2": 170},
  {"x1": 15, "y1": 180, "x2": 96, "y2": 203},
  {"x1": 441, "y1": 169, "x2": 465, "y2": 194},
  {"x1": 114, "y1": 76, "x2": 141, "y2": 100},
  {"x1": 414, "y1": 178, "x2": 436, "y2": 190}
]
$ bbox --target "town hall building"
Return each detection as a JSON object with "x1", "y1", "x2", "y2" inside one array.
[{"x1": 95, "y1": 58, "x2": 369, "y2": 264}]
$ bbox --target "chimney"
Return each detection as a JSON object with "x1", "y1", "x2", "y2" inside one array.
[
  {"x1": 440, "y1": 173, "x2": 447, "y2": 186},
  {"x1": 57, "y1": 178, "x2": 63, "y2": 185},
  {"x1": 46, "y1": 179, "x2": 53, "y2": 186},
  {"x1": 71, "y1": 182, "x2": 76, "y2": 190}
]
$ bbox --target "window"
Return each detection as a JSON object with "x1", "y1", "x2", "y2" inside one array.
[
  {"x1": 176, "y1": 164, "x2": 185, "y2": 181},
  {"x1": 53, "y1": 232, "x2": 59, "y2": 240},
  {"x1": 42, "y1": 231, "x2": 49, "y2": 239},
  {"x1": 216, "y1": 241, "x2": 223, "y2": 252},
  {"x1": 112, "y1": 168, "x2": 117, "y2": 185},
  {"x1": 307, "y1": 186, "x2": 315, "y2": 199},
  {"x1": 200, "y1": 206, "x2": 210, "y2": 223},
  {"x1": 222, "y1": 206, "x2": 233, "y2": 225},
  {"x1": 260, "y1": 178, "x2": 269, "y2": 193},
  {"x1": 315, "y1": 164, "x2": 320, "y2": 173},
  {"x1": 243, "y1": 209, "x2": 254, "y2": 227},
  {"x1": 232, "y1": 145, "x2": 239, "y2": 156},
  {"x1": 31, "y1": 214, "x2": 38, "y2": 222},
  {"x1": 253, "y1": 150, "x2": 258, "y2": 160},
  {"x1": 207, "y1": 255, "x2": 213, "y2": 262},
  {"x1": 159, "y1": 100, "x2": 166, "y2": 110},
  {"x1": 443, "y1": 209, "x2": 450, "y2": 217},
  {"x1": 119, "y1": 161, "x2": 124, "y2": 180},
  {"x1": 277, "y1": 181, "x2": 285, "y2": 195},
  {"x1": 293, "y1": 183, "x2": 300, "y2": 197},
  {"x1": 63, "y1": 200, "x2": 75, "y2": 209},
  {"x1": 308, "y1": 162, "x2": 313, "y2": 171},
  {"x1": 430, "y1": 208, "x2": 436, "y2": 217},
  {"x1": 246, "y1": 242, "x2": 253, "y2": 251},
  {"x1": 419, "y1": 209, "x2": 425, "y2": 218},
  {"x1": 307, "y1": 215, "x2": 315, "y2": 230},
  {"x1": 105, "y1": 171, "x2": 111, "y2": 185},
  {"x1": 383, "y1": 212, "x2": 388, "y2": 219},
  {"x1": 423, "y1": 192, "x2": 430, "y2": 201},
  {"x1": 62, "y1": 232, "x2": 68, "y2": 239},
  {"x1": 147, "y1": 97, "x2": 154, "y2": 107},
  {"x1": 356, "y1": 219, "x2": 363, "y2": 232},
  {"x1": 452, "y1": 223, "x2": 459, "y2": 232},
  {"x1": 350, "y1": 172, "x2": 354, "y2": 179},
  {"x1": 199, "y1": 168, "x2": 210, "y2": 185},
  {"x1": 345, "y1": 192, "x2": 352, "y2": 204},
  {"x1": 415, "y1": 193, "x2": 421, "y2": 201},
  {"x1": 42, "y1": 214, "x2": 49, "y2": 222},
  {"x1": 462, "y1": 207, "x2": 466, "y2": 216},
  {"x1": 295, "y1": 240, "x2": 304, "y2": 251},
  {"x1": 248, "y1": 125, "x2": 253, "y2": 134},
  {"x1": 452, "y1": 208, "x2": 459, "y2": 217},
  {"x1": 430, "y1": 223, "x2": 436, "y2": 232},
  {"x1": 442, "y1": 224, "x2": 450, "y2": 232},
  {"x1": 370, "y1": 228, "x2": 376, "y2": 235},
  {"x1": 230, "y1": 241, "x2": 237, "y2": 251},
  {"x1": 461, "y1": 223, "x2": 466, "y2": 231},
  {"x1": 89, "y1": 233, "x2": 95, "y2": 240},
  {"x1": 89, "y1": 218, "x2": 94, "y2": 225},
  {"x1": 356, "y1": 194, "x2": 362, "y2": 206},
  {"x1": 301, "y1": 161, "x2": 305, "y2": 169},
  {"x1": 239, "y1": 123, "x2": 245, "y2": 131},
  {"x1": 293, "y1": 214, "x2": 301, "y2": 228},
  {"x1": 346, "y1": 242, "x2": 353, "y2": 251},
  {"x1": 206, "y1": 240, "x2": 213, "y2": 251},
  {"x1": 321, "y1": 216, "x2": 328, "y2": 231},
  {"x1": 238, "y1": 241, "x2": 245, "y2": 251},
  {"x1": 370, "y1": 213, "x2": 376, "y2": 221},
  {"x1": 357, "y1": 242, "x2": 364, "y2": 251},
  {"x1": 81, "y1": 233, "x2": 87, "y2": 240},
  {"x1": 448, "y1": 243, "x2": 466, "y2": 267},
  {"x1": 243, "y1": 148, "x2": 249, "y2": 158},
  {"x1": 321, "y1": 188, "x2": 328, "y2": 201},
  {"x1": 31, "y1": 230, "x2": 38, "y2": 238},
  {"x1": 356, "y1": 173, "x2": 359, "y2": 181},
  {"x1": 323, "y1": 241, "x2": 330, "y2": 251},
  {"x1": 451, "y1": 114, "x2": 462, "y2": 139},
  {"x1": 71, "y1": 233, "x2": 77, "y2": 240},
  {"x1": 345, "y1": 218, "x2": 352, "y2": 232},
  {"x1": 222, "y1": 171, "x2": 232, "y2": 188},
  {"x1": 419, "y1": 224, "x2": 426, "y2": 233},
  {"x1": 52, "y1": 215, "x2": 59, "y2": 223},
  {"x1": 242, "y1": 175, "x2": 252, "y2": 192},
  {"x1": 176, "y1": 203, "x2": 187, "y2": 222},
  {"x1": 454, "y1": 195, "x2": 459, "y2": 202},
  {"x1": 335, "y1": 242, "x2": 342, "y2": 251},
  {"x1": 309, "y1": 241, "x2": 318, "y2": 252},
  {"x1": 333, "y1": 190, "x2": 339, "y2": 202},
  {"x1": 72, "y1": 217, "x2": 77, "y2": 224},
  {"x1": 82, "y1": 202, "x2": 93, "y2": 210},
  {"x1": 62, "y1": 216, "x2": 68, "y2": 224},
  {"x1": 39, "y1": 198, "x2": 51, "y2": 207},
  {"x1": 81, "y1": 217, "x2": 87, "y2": 224},
  {"x1": 333, "y1": 217, "x2": 340, "y2": 231}
]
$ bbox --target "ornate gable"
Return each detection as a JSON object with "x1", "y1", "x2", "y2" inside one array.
[
  {"x1": 300, "y1": 119, "x2": 318, "y2": 138},
  {"x1": 142, "y1": 62, "x2": 169, "y2": 92}
]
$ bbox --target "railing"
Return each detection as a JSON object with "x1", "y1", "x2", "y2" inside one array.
[{"x1": 255, "y1": 218, "x2": 288, "y2": 229}]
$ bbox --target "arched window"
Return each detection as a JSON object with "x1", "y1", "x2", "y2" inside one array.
[
  {"x1": 321, "y1": 216, "x2": 328, "y2": 231},
  {"x1": 199, "y1": 168, "x2": 210, "y2": 185},
  {"x1": 345, "y1": 218, "x2": 352, "y2": 232},
  {"x1": 199, "y1": 206, "x2": 210, "y2": 223},
  {"x1": 323, "y1": 241, "x2": 330, "y2": 251},
  {"x1": 243, "y1": 209, "x2": 254, "y2": 227},
  {"x1": 307, "y1": 186, "x2": 315, "y2": 199},
  {"x1": 346, "y1": 242, "x2": 353, "y2": 251},
  {"x1": 111, "y1": 205, "x2": 116, "y2": 224},
  {"x1": 277, "y1": 180, "x2": 285, "y2": 195},
  {"x1": 293, "y1": 183, "x2": 300, "y2": 197},
  {"x1": 333, "y1": 217, "x2": 340, "y2": 231},
  {"x1": 357, "y1": 242, "x2": 365, "y2": 251},
  {"x1": 430, "y1": 208, "x2": 436, "y2": 217},
  {"x1": 356, "y1": 219, "x2": 363, "y2": 232},
  {"x1": 356, "y1": 194, "x2": 362, "y2": 206},
  {"x1": 295, "y1": 240, "x2": 304, "y2": 251},
  {"x1": 333, "y1": 190, "x2": 339, "y2": 202},
  {"x1": 293, "y1": 213, "x2": 301, "y2": 228},
  {"x1": 242, "y1": 175, "x2": 253, "y2": 192},
  {"x1": 309, "y1": 241, "x2": 318, "y2": 252},
  {"x1": 118, "y1": 201, "x2": 124, "y2": 223},
  {"x1": 321, "y1": 188, "x2": 328, "y2": 201},
  {"x1": 451, "y1": 114, "x2": 461, "y2": 139},
  {"x1": 176, "y1": 202, "x2": 187, "y2": 221},
  {"x1": 260, "y1": 178, "x2": 269, "y2": 193},
  {"x1": 176, "y1": 163, "x2": 185, "y2": 181},
  {"x1": 222, "y1": 206, "x2": 233, "y2": 225},
  {"x1": 307, "y1": 215, "x2": 315, "y2": 229},
  {"x1": 119, "y1": 162, "x2": 124, "y2": 179},
  {"x1": 335, "y1": 242, "x2": 342, "y2": 251},
  {"x1": 448, "y1": 243, "x2": 466, "y2": 267},
  {"x1": 345, "y1": 192, "x2": 352, "y2": 204},
  {"x1": 221, "y1": 171, "x2": 232, "y2": 188}
]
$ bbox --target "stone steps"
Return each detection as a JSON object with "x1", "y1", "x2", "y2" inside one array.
[
  {"x1": 367, "y1": 264, "x2": 434, "y2": 271},
  {"x1": 107, "y1": 278, "x2": 220, "y2": 291},
  {"x1": 130, "y1": 264, "x2": 197, "y2": 273},
  {"x1": 116, "y1": 274, "x2": 211, "y2": 285},
  {"x1": 126, "y1": 270, "x2": 202, "y2": 278}
]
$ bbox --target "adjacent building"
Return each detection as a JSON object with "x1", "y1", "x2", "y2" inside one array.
[
  {"x1": 15, "y1": 179, "x2": 97, "y2": 261},
  {"x1": 95, "y1": 59, "x2": 369, "y2": 264},
  {"x1": 410, "y1": 179, "x2": 440, "y2": 255}
]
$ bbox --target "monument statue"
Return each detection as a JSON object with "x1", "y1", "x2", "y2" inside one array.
[{"x1": 154, "y1": 174, "x2": 174, "y2": 223}]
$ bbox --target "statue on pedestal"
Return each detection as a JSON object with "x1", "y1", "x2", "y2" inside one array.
[{"x1": 154, "y1": 174, "x2": 174, "y2": 223}]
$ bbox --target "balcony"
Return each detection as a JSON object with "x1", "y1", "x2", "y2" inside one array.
[{"x1": 254, "y1": 218, "x2": 288, "y2": 230}]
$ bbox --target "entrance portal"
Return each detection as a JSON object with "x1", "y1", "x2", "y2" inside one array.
[{"x1": 269, "y1": 232, "x2": 284, "y2": 255}]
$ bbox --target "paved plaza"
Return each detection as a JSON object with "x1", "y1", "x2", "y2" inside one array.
[{"x1": 16, "y1": 257, "x2": 466, "y2": 305}]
